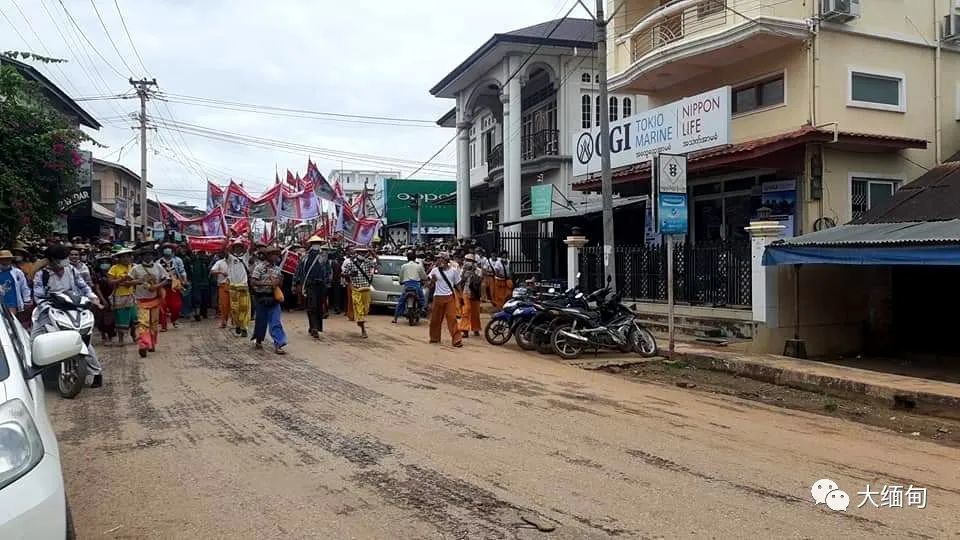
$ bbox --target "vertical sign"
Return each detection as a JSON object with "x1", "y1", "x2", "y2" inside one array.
[
  {"x1": 655, "y1": 154, "x2": 688, "y2": 235},
  {"x1": 654, "y1": 153, "x2": 688, "y2": 360},
  {"x1": 530, "y1": 184, "x2": 552, "y2": 218}
]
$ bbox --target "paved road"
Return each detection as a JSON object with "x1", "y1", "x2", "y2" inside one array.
[{"x1": 48, "y1": 314, "x2": 960, "y2": 539}]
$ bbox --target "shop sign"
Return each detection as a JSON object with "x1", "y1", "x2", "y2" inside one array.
[
  {"x1": 57, "y1": 187, "x2": 91, "y2": 214},
  {"x1": 530, "y1": 184, "x2": 552, "y2": 218},
  {"x1": 573, "y1": 86, "x2": 731, "y2": 177},
  {"x1": 658, "y1": 193, "x2": 689, "y2": 235}
]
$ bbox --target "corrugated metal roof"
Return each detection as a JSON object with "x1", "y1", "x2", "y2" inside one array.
[
  {"x1": 852, "y1": 162, "x2": 960, "y2": 224},
  {"x1": 778, "y1": 220, "x2": 960, "y2": 247}
]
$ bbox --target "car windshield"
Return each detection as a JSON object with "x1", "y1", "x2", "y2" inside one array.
[{"x1": 378, "y1": 259, "x2": 404, "y2": 276}]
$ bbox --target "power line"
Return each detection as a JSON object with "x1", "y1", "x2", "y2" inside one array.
[
  {"x1": 56, "y1": 0, "x2": 127, "y2": 78},
  {"x1": 112, "y1": 0, "x2": 147, "y2": 74},
  {"x1": 404, "y1": 135, "x2": 456, "y2": 179},
  {"x1": 148, "y1": 116, "x2": 457, "y2": 170},
  {"x1": 7, "y1": 0, "x2": 82, "y2": 96},
  {"x1": 154, "y1": 95, "x2": 447, "y2": 129},
  {"x1": 41, "y1": 0, "x2": 125, "y2": 118},
  {"x1": 87, "y1": 0, "x2": 137, "y2": 75},
  {"x1": 156, "y1": 92, "x2": 439, "y2": 125}
]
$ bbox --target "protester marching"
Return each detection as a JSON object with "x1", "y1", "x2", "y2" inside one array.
[{"x1": 1, "y1": 158, "x2": 522, "y2": 396}]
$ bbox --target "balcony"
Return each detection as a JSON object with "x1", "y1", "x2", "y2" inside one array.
[
  {"x1": 611, "y1": 0, "x2": 810, "y2": 93},
  {"x1": 485, "y1": 130, "x2": 562, "y2": 183}
]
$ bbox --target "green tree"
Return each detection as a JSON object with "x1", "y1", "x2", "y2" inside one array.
[{"x1": 0, "y1": 55, "x2": 88, "y2": 246}]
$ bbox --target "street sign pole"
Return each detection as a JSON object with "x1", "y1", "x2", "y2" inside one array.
[
  {"x1": 655, "y1": 153, "x2": 688, "y2": 360},
  {"x1": 667, "y1": 234, "x2": 675, "y2": 358}
]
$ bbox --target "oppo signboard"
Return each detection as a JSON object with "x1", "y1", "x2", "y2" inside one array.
[{"x1": 572, "y1": 86, "x2": 732, "y2": 177}]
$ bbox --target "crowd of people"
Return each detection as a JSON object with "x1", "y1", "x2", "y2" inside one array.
[{"x1": 0, "y1": 233, "x2": 520, "y2": 389}]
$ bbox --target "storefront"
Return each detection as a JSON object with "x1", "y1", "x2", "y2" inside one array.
[{"x1": 383, "y1": 179, "x2": 456, "y2": 242}]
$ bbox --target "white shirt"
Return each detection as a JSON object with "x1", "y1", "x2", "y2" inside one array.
[
  {"x1": 223, "y1": 254, "x2": 250, "y2": 286},
  {"x1": 210, "y1": 259, "x2": 229, "y2": 285},
  {"x1": 128, "y1": 263, "x2": 169, "y2": 300},
  {"x1": 429, "y1": 266, "x2": 461, "y2": 297}
]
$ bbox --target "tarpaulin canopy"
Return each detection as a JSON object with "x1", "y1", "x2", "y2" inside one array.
[
  {"x1": 763, "y1": 219, "x2": 960, "y2": 266},
  {"x1": 763, "y1": 244, "x2": 960, "y2": 266}
]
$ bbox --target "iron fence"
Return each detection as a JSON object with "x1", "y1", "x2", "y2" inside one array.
[
  {"x1": 521, "y1": 129, "x2": 560, "y2": 161},
  {"x1": 473, "y1": 231, "x2": 565, "y2": 281},
  {"x1": 487, "y1": 144, "x2": 503, "y2": 171},
  {"x1": 580, "y1": 242, "x2": 752, "y2": 309}
]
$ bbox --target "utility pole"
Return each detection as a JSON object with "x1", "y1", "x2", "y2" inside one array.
[
  {"x1": 130, "y1": 77, "x2": 157, "y2": 241},
  {"x1": 596, "y1": 0, "x2": 616, "y2": 291}
]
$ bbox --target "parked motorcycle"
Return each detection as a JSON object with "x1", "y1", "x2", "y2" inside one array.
[
  {"x1": 483, "y1": 288, "x2": 532, "y2": 345},
  {"x1": 550, "y1": 288, "x2": 658, "y2": 360},
  {"x1": 521, "y1": 286, "x2": 593, "y2": 353},
  {"x1": 35, "y1": 291, "x2": 96, "y2": 399}
]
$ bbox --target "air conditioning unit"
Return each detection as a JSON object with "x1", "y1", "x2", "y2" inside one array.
[
  {"x1": 821, "y1": 0, "x2": 861, "y2": 24},
  {"x1": 945, "y1": 13, "x2": 960, "y2": 43}
]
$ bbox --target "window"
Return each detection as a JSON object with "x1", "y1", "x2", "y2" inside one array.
[
  {"x1": 698, "y1": 0, "x2": 725, "y2": 17},
  {"x1": 849, "y1": 71, "x2": 904, "y2": 111},
  {"x1": 596, "y1": 95, "x2": 601, "y2": 126},
  {"x1": 469, "y1": 141, "x2": 476, "y2": 168},
  {"x1": 114, "y1": 181, "x2": 120, "y2": 199},
  {"x1": 732, "y1": 74, "x2": 784, "y2": 114},
  {"x1": 623, "y1": 97, "x2": 632, "y2": 118},
  {"x1": 581, "y1": 95, "x2": 591, "y2": 128},
  {"x1": 594, "y1": 74, "x2": 599, "y2": 84},
  {"x1": 851, "y1": 177, "x2": 899, "y2": 219},
  {"x1": 581, "y1": 73, "x2": 591, "y2": 83},
  {"x1": 609, "y1": 97, "x2": 618, "y2": 121},
  {"x1": 91, "y1": 179, "x2": 101, "y2": 200}
]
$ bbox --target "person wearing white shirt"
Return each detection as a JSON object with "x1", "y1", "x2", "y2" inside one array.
[
  {"x1": 427, "y1": 252, "x2": 462, "y2": 347},
  {"x1": 209, "y1": 255, "x2": 232, "y2": 329},
  {"x1": 220, "y1": 240, "x2": 252, "y2": 337}
]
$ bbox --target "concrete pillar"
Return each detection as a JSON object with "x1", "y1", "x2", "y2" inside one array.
[
  {"x1": 744, "y1": 220, "x2": 786, "y2": 324},
  {"x1": 564, "y1": 228, "x2": 589, "y2": 289},
  {"x1": 455, "y1": 120, "x2": 471, "y2": 239},
  {"x1": 505, "y1": 60, "x2": 523, "y2": 231},
  {"x1": 500, "y1": 91, "x2": 511, "y2": 228}
]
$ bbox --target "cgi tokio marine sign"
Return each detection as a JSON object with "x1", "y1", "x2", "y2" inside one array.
[{"x1": 572, "y1": 86, "x2": 731, "y2": 177}]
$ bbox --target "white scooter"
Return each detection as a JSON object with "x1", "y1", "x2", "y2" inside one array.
[{"x1": 33, "y1": 291, "x2": 96, "y2": 399}]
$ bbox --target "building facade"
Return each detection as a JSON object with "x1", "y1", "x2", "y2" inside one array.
[
  {"x1": 577, "y1": 0, "x2": 960, "y2": 245},
  {"x1": 431, "y1": 18, "x2": 646, "y2": 237},
  {"x1": 328, "y1": 169, "x2": 400, "y2": 220},
  {"x1": 91, "y1": 159, "x2": 150, "y2": 241}
]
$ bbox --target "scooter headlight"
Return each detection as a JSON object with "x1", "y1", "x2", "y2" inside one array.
[
  {"x1": 0, "y1": 399, "x2": 44, "y2": 490},
  {"x1": 80, "y1": 310, "x2": 95, "y2": 327}
]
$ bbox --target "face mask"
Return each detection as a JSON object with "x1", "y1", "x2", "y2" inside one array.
[
  {"x1": 310, "y1": 245, "x2": 321, "y2": 251},
  {"x1": 163, "y1": 249, "x2": 173, "y2": 257},
  {"x1": 0, "y1": 263, "x2": 11, "y2": 271},
  {"x1": 100, "y1": 263, "x2": 111, "y2": 271}
]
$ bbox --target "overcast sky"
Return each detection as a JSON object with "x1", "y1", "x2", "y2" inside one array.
[{"x1": 2, "y1": 0, "x2": 591, "y2": 207}]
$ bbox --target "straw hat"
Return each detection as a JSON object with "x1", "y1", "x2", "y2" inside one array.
[
  {"x1": 307, "y1": 235, "x2": 324, "y2": 244},
  {"x1": 0, "y1": 250, "x2": 14, "y2": 260},
  {"x1": 260, "y1": 245, "x2": 282, "y2": 255}
]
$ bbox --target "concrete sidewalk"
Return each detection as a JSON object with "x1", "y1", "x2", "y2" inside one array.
[{"x1": 671, "y1": 343, "x2": 960, "y2": 420}]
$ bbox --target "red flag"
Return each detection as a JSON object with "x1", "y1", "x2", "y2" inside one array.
[
  {"x1": 206, "y1": 182, "x2": 224, "y2": 212},
  {"x1": 306, "y1": 159, "x2": 336, "y2": 202},
  {"x1": 295, "y1": 172, "x2": 304, "y2": 191},
  {"x1": 286, "y1": 170, "x2": 297, "y2": 187},
  {"x1": 275, "y1": 171, "x2": 280, "y2": 185},
  {"x1": 229, "y1": 217, "x2": 250, "y2": 236},
  {"x1": 224, "y1": 181, "x2": 253, "y2": 218},
  {"x1": 180, "y1": 207, "x2": 226, "y2": 237}
]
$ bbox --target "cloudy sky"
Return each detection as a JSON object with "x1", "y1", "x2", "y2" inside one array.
[{"x1": 2, "y1": 0, "x2": 592, "y2": 207}]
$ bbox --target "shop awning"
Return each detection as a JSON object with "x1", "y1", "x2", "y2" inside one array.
[
  {"x1": 763, "y1": 220, "x2": 960, "y2": 266},
  {"x1": 499, "y1": 195, "x2": 647, "y2": 226}
]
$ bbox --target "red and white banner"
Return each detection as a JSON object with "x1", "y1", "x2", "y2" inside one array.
[
  {"x1": 186, "y1": 235, "x2": 227, "y2": 253},
  {"x1": 306, "y1": 159, "x2": 336, "y2": 202},
  {"x1": 206, "y1": 181, "x2": 225, "y2": 212},
  {"x1": 248, "y1": 184, "x2": 281, "y2": 220},
  {"x1": 229, "y1": 217, "x2": 250, "y2": 236},
  {"x1": 224, "y1": 181, "x2": 253, "y2": 218},
  {"x1": 159, "y1": 202, "x2": 186, "y2": 231},
  {"x1": 180, "y1": 207, "x2": 227, "y2": 237},
  {"x1": 279, "y1": 188, "x2": 321, "y2": 221},
  {"x1": 353, "y1": 218, "x2": 379, "y2": 245}
]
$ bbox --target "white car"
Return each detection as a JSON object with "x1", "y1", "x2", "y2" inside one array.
[{"x1": 0, "y1": 310, "x2": 84, "y2": 539}]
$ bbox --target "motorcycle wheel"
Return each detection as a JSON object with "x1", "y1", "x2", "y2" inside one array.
[
  {"x1": 514, "y1": 321, "x2": 535, "y2": 350},
  {"x1": 407, "y1": 303, "x2": 419, "y2": 326},
  {"x1": 58, "y1": 356, "x2": 86, "y2": 399},
  {"x1": 630, "y1": 326, "x2": 658, "y2": 357},
  {"x1": 484, "y1": 318, "x2": 512, "y2": 345},
  {"x1": 551, "y1": 324, "x2": 584, "y2": 360}
]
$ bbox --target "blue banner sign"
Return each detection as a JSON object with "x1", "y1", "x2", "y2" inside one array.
[{"x1": 658, "y1": 193, "x2": 688, "y2": 235}]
